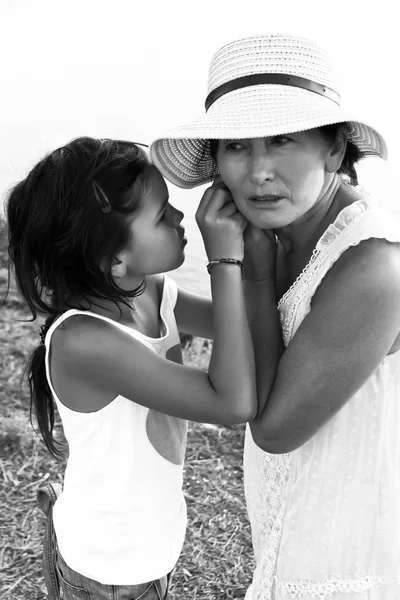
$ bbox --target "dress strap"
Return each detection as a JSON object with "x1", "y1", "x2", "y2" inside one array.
[{"x1": 321, "y1": 197, "x2": 400, "y2": 264}]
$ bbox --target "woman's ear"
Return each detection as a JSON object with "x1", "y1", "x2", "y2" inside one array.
[
  {"x1": 326, "y1": 127, "x2": 347, "y2": 174},
  {"x1": 111, "y1": 255, "x2": 127, "y2": 278}
]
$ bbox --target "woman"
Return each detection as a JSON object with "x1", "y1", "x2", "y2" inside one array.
[{"x1": 150, "y1": 35, "x2": 400, "y2": 599}]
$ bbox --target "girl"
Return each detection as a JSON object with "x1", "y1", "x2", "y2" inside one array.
[{"x1": 6, "y1": 137, "x2": 257, "y2": 600}]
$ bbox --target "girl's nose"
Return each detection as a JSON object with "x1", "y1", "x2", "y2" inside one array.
[{"x1": 171, "y1": 205, "x2": 184, "y2": 225}]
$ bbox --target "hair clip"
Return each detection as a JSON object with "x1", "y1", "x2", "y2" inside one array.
[{"x1": 92, "y1": 181, "x2": 112, "y2": 214}]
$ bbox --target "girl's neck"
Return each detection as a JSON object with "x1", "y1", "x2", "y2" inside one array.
[
  {"x1": 67, "y1": 276, "x2": 162, "y2": 338},
  {"x1": 66, "y1": 274, "x2": 147, "y2": 320},
  {"x1": 65, "y1": 296, "x2": 131, "y2": 321}
]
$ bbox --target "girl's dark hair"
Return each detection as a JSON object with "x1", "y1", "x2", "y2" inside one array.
[
  {"x1": 6, "y1": 137, "x2": 151, "y2": 458},
  {"x1": 209, "y1": 123, "x2": 365, "y2": 186}
]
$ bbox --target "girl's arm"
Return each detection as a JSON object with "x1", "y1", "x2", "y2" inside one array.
[
  {"x1": 247, "y1": 238, "x2": 400, "y2": 453},
  {"x1": 53, "y1": 180, "x2": 257, "y2": 425},
  {"x1": 174, "y1": 287, "x2": 214, "y2": 339}
]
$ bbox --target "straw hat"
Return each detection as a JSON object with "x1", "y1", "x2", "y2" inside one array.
[{"x1": 149, "y1": 34, "x2": 387, "y2": 189}]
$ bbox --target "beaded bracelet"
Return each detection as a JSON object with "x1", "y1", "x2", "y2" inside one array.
[{"x1": 206, "y1": 258, "x2": 244, "y2": 274}]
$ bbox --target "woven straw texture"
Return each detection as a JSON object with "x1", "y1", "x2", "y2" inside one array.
[{"x1": 150, "y1": 35, "x2": 387, "y2": 189}]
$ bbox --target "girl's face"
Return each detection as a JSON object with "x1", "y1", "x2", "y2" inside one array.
[
  {"x1": 122, "y1": 166, "x2": 186, "y2": 277},
  {"x1": 216, "y1": 130, "x2": 339, "y2": 229}
]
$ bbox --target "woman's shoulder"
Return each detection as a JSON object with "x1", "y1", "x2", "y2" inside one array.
[
  {"x1": 315, "y1": 235, "x2": 400, "y2": 322},
  {"x1": 318, "y1": 192, "x2": 400, "y2": 262},
  {"x1": 336, "y1": 235, "x2": 400, "y2": 279}
]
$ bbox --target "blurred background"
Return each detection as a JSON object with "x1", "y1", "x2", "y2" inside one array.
[{"x1": 0, "y1": 0, "x2": 398, "y2": 296}]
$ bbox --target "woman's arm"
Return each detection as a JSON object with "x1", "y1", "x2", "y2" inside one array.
[
  {"x1": 248, "y1": 239, "x2": 400, "y2": 453},
  {"x1": 243, "y1": 275, "x2": 283, "y2": 418},
  {"x1": 241, "y1": 224, "x2": 284, "y2": 417},
  {"x1": 174, "y1": 287, "x2": 214, "y2": 339}
]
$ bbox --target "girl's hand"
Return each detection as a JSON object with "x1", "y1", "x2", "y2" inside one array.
[
  {"x1": 196, "y1": 176, "x2": 247, "y2": 261},
  {"x1": 243, "y1": 223, "x2": 277, "y2": 281}
]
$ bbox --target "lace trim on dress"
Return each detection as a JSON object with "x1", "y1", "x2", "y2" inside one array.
[
  {"x1": 278, "y1": 248, "x2": 324, "y2": 347},
  {"x1": 276, "y1": 574, "x2": 400, "y2": 598},
  {"x1": 277, "y1": 198, "x2": 372, "y2": 347},
  {"x1": 278, "y1": 246, "x2": 321, "y2": 310},
  {"x1": 260, "y1": 454, "x2": 292, "y2": 598},
  {"x1": 243, "y1": 430, "x2": 293, "y2": 599}
]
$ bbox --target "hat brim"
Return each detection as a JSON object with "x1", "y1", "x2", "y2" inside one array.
[{"x1": 150, "y1": 85, "x2": 387, "y2": 189}]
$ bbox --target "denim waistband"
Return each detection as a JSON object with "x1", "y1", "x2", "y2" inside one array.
[{"x1": 37, "y1": 482, "x2": 63, "y2": 600}]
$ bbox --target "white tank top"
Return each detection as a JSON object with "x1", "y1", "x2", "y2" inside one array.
[{"x1": 44, "y1": 275, "x2": 188, "y2": 585}]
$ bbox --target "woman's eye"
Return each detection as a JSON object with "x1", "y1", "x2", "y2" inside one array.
[
  {"x1": 271, "y1": 136, "x2": 291, "y2": 146},
  {"x1": 225, "y1": 141, "x2": 245, "y2": 152}
]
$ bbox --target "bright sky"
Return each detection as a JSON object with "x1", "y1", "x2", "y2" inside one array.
[{"x1": 0, "y1": 0, "x2": 398, "y2": 215}]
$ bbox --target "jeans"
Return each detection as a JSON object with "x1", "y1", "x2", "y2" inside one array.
[
  {"x1": 56, "y1": 552, "x2": 170, "y2": 600},
  {"x1": 37, "y1": 482, "x2": 172, "y2": 600}
]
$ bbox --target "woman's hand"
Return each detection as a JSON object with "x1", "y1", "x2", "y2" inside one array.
[
  {"x1": 243, "y1": 223, "x2": 277, "y2": 281},
  {"x1": 196, "y1": 176, "x2": 247, "y2": 261}
]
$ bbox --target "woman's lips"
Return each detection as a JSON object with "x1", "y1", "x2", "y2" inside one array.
[
  {"x1": 248, "y1": 194, "x2": 285, "y2": 206},
  {"x1": 249, "y1": 194, "x2": 283, "y2": 201}
]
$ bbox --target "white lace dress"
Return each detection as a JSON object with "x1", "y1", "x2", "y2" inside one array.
[{"x1": 244, "y1": 197, "x2": 400, "y2": 599}]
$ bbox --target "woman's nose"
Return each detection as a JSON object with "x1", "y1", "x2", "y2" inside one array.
[{"x1": 249, "y1": 152, "x2": 275, "y2": 186}]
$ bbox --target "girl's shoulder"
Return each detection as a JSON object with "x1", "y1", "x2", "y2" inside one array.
[
  {"x1": 48, "y1": 306, "x2": 160, "y2": 412},
  {"x1": 50, "y1": 273, "x2": 174, "y2": 359},
  {"x1": 50, "y1": 311, "x2": 129, "y2": 369}
]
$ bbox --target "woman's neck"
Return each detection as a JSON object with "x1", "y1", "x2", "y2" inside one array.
[{"x1": 275, "y1": 175, "x2": 345, "y2": 258}]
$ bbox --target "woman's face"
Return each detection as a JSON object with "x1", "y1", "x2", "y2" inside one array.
[{"x1": 215, "y1": 129, "x2": 338, "y2": 229}]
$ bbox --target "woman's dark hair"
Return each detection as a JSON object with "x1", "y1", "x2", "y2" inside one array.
[
  {"x1": 6, "y1": 137, "x2": 151, "y2": 458},
  {"x1": 318, "y1": 124, "x2": 364, "y2": 186},
  {"x1": 209, "y1": 123, "x2": 365, "y2": 186}
]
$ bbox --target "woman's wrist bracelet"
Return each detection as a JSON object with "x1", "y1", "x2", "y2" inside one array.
[{"x1": 206, "y1": 258, "x2": 244, "y2": 274}]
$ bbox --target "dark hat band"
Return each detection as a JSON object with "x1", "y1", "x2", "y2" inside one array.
[{"x1": 205, "y1": 73, "x2": 341, "y2": 111}]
